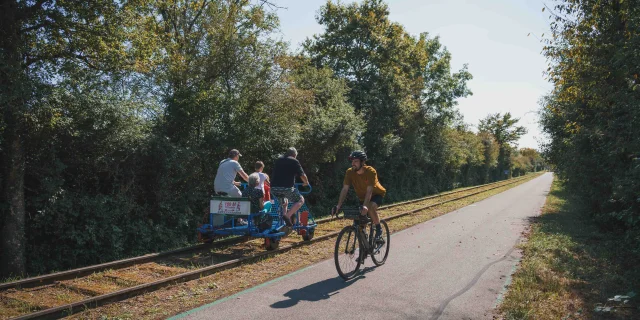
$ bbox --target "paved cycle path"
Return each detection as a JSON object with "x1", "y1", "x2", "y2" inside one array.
[{"x1": 170, "y1": 173, "x2": 553, "y2": 320}]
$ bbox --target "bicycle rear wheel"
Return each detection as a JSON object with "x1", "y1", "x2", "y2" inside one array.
[
  {"x1": 334, "y1": 225, "x2": 361, "y2": 280},
  {"x1": 371, "y1": 220, "x2": 390, "y2": 266}
]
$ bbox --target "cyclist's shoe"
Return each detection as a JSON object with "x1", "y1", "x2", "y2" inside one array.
[
  {"x1": 280, "y1": 225, "x2": 292, "y2": 236},
  {"x1": 282, "y1": 215, "x2": 293, "y2": 227},
  {"x1": 374, "y1": 229, "x2": 385, "y2": 245}
]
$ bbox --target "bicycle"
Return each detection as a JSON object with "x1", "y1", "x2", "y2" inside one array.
[{"x1": 332, "y1": 206, "x2": 390, "y2": 280}]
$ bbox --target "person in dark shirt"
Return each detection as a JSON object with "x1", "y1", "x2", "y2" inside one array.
[{"x1": 271, "y1": 147, "x2": 309, "y2": 229}]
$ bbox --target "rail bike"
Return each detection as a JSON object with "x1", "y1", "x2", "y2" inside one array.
[{"x1": 197, "y1": 183, "x2": 317, "y2": 250}]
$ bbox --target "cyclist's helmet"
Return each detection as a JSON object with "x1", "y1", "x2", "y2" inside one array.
[{"x1": 348, "y1": 150, "x2": 367, "y2": 161}]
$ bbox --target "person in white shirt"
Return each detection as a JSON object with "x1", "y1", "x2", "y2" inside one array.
[
  {"x1": 213, "y1": 149, "x2": 249, "y2": 197},
  {"x1": 254, "y1": 161, "x2": 270, "y2": 194}
]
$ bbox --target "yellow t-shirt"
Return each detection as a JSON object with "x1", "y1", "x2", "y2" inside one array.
[{"x1": 343, "y1": 166, "x2": 386, "y2": 200}]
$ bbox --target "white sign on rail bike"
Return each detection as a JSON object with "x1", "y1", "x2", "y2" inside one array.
[{"x1": 210, "y1": 197, "x2": 251, "y2": 215}]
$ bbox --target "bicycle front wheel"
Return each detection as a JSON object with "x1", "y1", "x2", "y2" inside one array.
[
  {"x1": 334, "y1": 225, "x2": 361, "y2": 280},
  {"x1": 371, "y1": 220, "x2": 390, "y2": 266}
]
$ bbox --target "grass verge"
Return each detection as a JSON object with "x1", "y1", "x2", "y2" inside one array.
[{"x1": 498, "y1": 178, "x2": 640, "y2": 319}]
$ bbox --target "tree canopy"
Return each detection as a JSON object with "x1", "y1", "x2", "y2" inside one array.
[{"x1": 478, "y1": 112, "x2": 527, "y2": 180}]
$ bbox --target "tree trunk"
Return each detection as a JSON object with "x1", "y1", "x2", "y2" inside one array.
[
  {"x1": 1, "y1": 125, "x2": 26, "y2": 277},
  {"x1": 1, "y1": 0, "x2": 27, "y2": 277},
  {"x1": 497, "y1": 146, "x2": 509, "y2": 181}
]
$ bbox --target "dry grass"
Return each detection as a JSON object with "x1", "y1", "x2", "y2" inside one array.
[
  {"x1": 497, "y1": 178, "x2": 640, "y2": 320},
  {"x1": 3, "y1": 285, "x2": 89, "y2": 311},
  {"x1": 0, "y1": 296, "x2": 39, "y2": 318},
  {"x1": 63, "y1": 174, "x2": 541, "y2": 320}
]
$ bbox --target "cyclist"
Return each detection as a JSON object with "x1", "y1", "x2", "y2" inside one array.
[
  {"x1": 271, "y1": 147, "x2": 310, "y2": 232},
  {"x1": 333, "y1": 150, "x2": 386, "y2": 241}
]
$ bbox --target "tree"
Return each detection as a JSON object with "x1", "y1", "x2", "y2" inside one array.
[
  {"x1": 443, "y1": 126, "x2": 485, "y2": 186},
  {"x1": 303, "y1": 0, "x2": 472, "y2": 198},
  {"x1": 511, "y1": 148, "x2": 545, "y2": 177},
  {"x1": 136, "y1": 0, "x2": 286, "y2": 149},
  {"x1": 478, "y1": 131, "x2": 500, "y2": 183},
  {"x1": 303, "y1": 0, "x2": 420, "y2": 160},
  {"x1": 0, "y1": 0, "x2": 141, "y2": 277},
  {"x1": 478, "y1": 113, "x2": 527, "y2": 180},
  {"x1": 540, "y1": 0, "x2": 640, "y2": 230},
  {"x1": 519, "y1": 148, "x2": 543, "y2": 172},
  {"x1": 280, "y1": 57, "x2": 364, "y2": 168}
]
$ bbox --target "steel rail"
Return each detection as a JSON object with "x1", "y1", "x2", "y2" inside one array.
[
  {"x1": 9, "y1": 173, "x2": 541, "y2": 320},
  {"x1": 0, "y1": 236, "x2": 249, "y2": 291}
]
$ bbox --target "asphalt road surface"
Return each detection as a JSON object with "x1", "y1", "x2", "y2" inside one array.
[{"x1": 170, "y1": 173, "x2": 553, "y2": 320}]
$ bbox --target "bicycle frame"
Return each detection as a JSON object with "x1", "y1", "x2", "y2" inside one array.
[{"x1": 350, "y1": 219, "x2": 376, "y2": 258}]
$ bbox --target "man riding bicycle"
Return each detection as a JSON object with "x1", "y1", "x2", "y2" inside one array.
[{"x1": 333, "y1": 151, "x2": 386, "y2": 241}]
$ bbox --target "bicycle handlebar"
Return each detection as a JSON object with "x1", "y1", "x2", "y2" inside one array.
[{"x1": 295, "y1": 183, "x2": 312, "y2": 195}]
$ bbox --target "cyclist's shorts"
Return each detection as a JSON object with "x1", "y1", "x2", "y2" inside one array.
[
  {"x1": 360, "y1": 194, "x2": 384, "y2": 207},
  {"x1": 271, "y1": 187, "x2": 302, "y2": 205}
]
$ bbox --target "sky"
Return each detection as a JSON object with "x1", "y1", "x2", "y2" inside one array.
[{"x1": 271, "y1": 0, "x2": 553, "y2": 150}]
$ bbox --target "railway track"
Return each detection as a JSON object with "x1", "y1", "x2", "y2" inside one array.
[{"x1": 0, "y1": 174, "x2": 540, "y2": 320}]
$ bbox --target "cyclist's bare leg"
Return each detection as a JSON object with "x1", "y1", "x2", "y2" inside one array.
[
  {"x1": 280, "y1": 198, "x2": 288, "y2": 217},
  {"x1": 286, "y1": 197, "x2": 304, "y2": 219},
  {"x1": 368, "y1": 202, "x2": 381, "y2": 225}
]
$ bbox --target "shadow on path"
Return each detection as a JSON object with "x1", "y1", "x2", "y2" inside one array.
[{"x1": 270, "y1": 266, "x2": 376, "y2": 309}]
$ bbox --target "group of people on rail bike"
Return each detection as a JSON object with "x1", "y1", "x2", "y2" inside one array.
[{"x1": 213, "y1": 148, "x2": 385, "y2": 241}]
